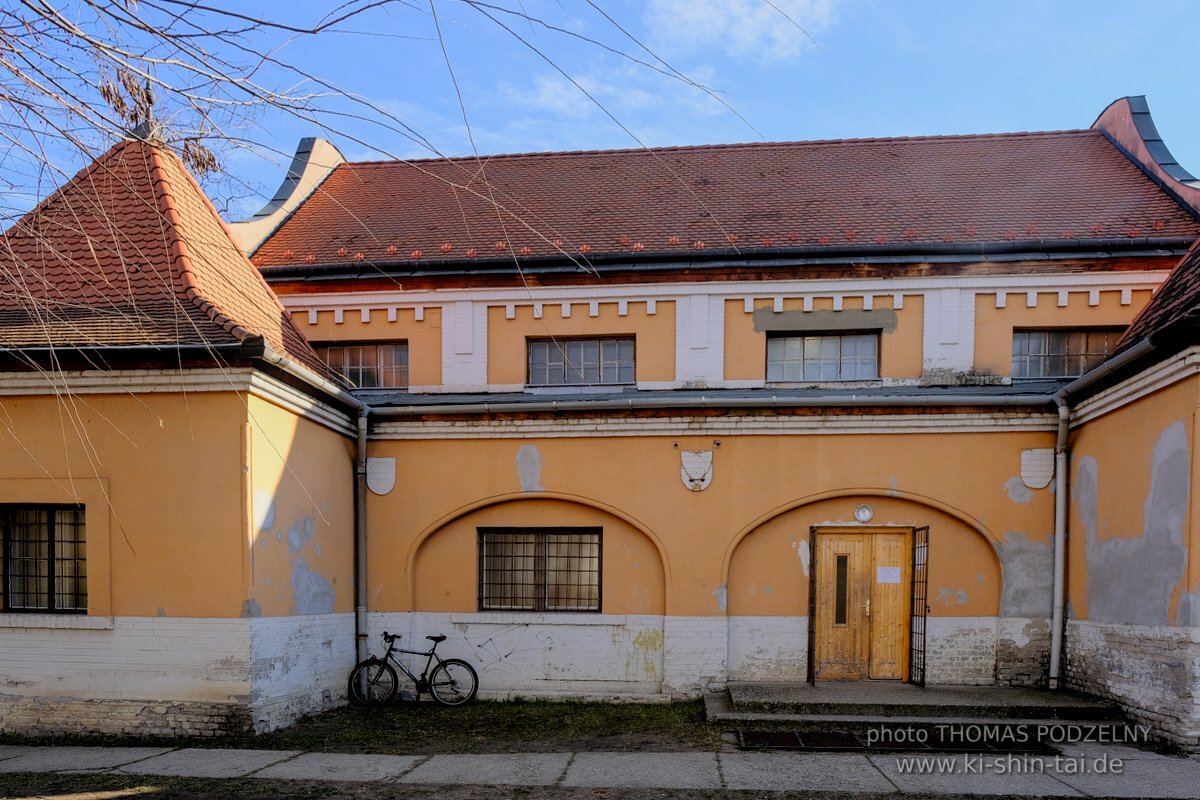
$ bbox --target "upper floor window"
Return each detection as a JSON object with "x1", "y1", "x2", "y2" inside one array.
[
  {"x1": 478, "y1": 528, "x2": 601, "y2": 612},
  {"x1": 527, "y1": 337, "x2": 635, "y2": 387},
  {"x1": 767, "y1": 333, "x2": 879, "y2": 382},
  {"x1": 2, "y1": 505, "x2": 86, "y2": 614},
  {"x1": 316, "y1": 342, "x2": 408, "y2": 389},
  {"x1": 1011, "y1": 329, "x2": 1123, "y2": 379}
]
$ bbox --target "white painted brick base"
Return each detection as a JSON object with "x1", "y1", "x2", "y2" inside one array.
[
  {"x1": 250, "y1": 613, "x2": 356, "y2": 732},
  {"x1": 371, "y1": 611, "x2": 665, "y2": 695},
  {"x1": 925, "y1": 616, "x2": 997, "y2": 685},
  {"x1": 1066, "y1": 619, "x2": 1200, "y2": 751},
  {"x1": 728, "y1": 615, "x2": 808, "y2": 681},
  {"x1": 663, "y1": 616, "x2": 728, "y2": 695},
  {"x1": 0, "y1": 613, "x2": 355, "y2": 736}
]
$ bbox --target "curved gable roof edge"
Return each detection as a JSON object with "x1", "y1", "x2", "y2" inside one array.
[
  {"x1": 1093, "y1": 95, "x2": 1200, "y2": 218},
  {"x1": 227, "y1": 137, "x2": 345, "y2": 255}
]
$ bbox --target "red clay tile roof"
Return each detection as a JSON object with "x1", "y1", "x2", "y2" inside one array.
[
  {"x1": 253, "y1": 130, "x2": 1200, "y2": 269},
  {"x1": 1118, "y1": 239, "x2": 1200, "y2": 350},
  {"x1": 0, "y1": 137, "x2": 326, "y2": 374}
]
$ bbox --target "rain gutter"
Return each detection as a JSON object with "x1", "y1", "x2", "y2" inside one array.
[{"x1": 369, "y1": 392, "x2": 1057, "y2": 417}]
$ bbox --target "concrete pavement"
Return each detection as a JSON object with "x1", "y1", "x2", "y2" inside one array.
[{"x1": 1, "y1": 743, "x2": 1199, "y2": 796}]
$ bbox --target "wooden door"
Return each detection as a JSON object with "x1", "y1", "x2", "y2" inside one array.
[
  {"x1": 814, "y1": 533, "x2": 870, "y2": 679},
  {"x1": 814, "y1": 530, "x2": 910, "y2": 681},
  {"x1": 868, "y1": 532, "x2": 910, "y2": 680}
]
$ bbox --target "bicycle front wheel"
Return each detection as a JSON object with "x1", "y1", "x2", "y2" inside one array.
[
  {"x1": 348, "y1": 659, "x2": 398, "y2": 707},
  {"x1": 428, "y1": 659, "x2": 478, "y2": 706}
]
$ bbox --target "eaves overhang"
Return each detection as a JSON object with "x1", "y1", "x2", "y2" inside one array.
[{"x1": 258, "y1": 237, "x2": 1195, "y2": 283}]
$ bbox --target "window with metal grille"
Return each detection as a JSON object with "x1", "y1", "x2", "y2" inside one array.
[
  {"x1": 527, "y1": 338, "x2": 635, "y2": 387},
  {"x1": 316, "y1": 342, "x2": 408, "y2": 388},
  {"x1": 766, "y1": 333, "x2": 879, "y2": 381},
  {"x1": 1011, "y1": 329, "x2": 1123, "y2": 379},
  {"x1": 1, "y1": 506, "x2": 86, "y2": 613},
  {"x1": 478, "y1": 528, "x2": 601, "y2": 612}
]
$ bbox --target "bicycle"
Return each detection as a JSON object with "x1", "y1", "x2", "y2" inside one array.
[{"x1": 347, "y1": 631, "x2": 479, "y2": 707}]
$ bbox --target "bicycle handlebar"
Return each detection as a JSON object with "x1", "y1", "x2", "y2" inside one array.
[{"x1": 382, "y1": 631, "x2": 399, "y2": 643}]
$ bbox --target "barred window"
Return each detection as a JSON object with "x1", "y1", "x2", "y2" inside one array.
[
  {"x1": 1011, "y1": 329, "x2": 1123, "y2": 379},
  {"x1": 527, "y1": 338, "x2": 634, "y2": 387},
  {"x1": 767, "y1": 333, "x2": 879, "y2": 381},
  {"x1": 316, "y1": 342, "x2": 408, "y2": 388},
  {"x1": 1, "y1": 506, "x2": 86, "y2": 614},
  {"x1": 478, "y1": 528, "x2": 601, "y2": 612}
]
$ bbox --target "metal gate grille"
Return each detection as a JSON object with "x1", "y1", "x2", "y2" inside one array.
[{"x1": 909, "y1": 526, "x2": 929, "y2": 687}]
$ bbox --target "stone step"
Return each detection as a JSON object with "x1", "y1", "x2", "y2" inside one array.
[
  {"x1": 723, "y1": 682, "x2": 1125, "y2": 721},
  {"x1": 705, "y1": 692, "x2": 1145, "y2": 749}
]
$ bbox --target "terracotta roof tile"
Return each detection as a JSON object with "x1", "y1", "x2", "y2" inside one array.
[
  {"x1": 1119, "y1": 239, "x2": 1200, "y2": 350},
  {"x1": 253, "y1": 130, "x2": 1200, "y2": 268},
  {"x1": 0, "y1": 138, "x2": 326, "y2": 374}
]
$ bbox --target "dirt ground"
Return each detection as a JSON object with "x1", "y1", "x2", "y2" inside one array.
[{"x1": 0, "y1": 772, "x2": 1051, "y2": 800}]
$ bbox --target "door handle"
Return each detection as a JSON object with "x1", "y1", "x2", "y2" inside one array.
[{"x1": 863, "y1": 599, "x2": 871, "y2": 618}]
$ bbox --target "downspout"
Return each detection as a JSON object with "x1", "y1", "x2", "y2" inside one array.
[
  {"x1": 253, "y1": 341, "x2": 373, "y2": 662},
  {"x1": 355, "y1": 409, "x2": 370, "y2": 662},
  {"x1": 1047, "y1": 337, "x2": 1158, "y2": 689},
  {"x1": 1048, "y1": 399, "x2": 1069, "y2": 689}
]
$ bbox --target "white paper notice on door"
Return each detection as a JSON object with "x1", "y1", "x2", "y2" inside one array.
[{"x1": 876, "y1": 566, "x2": 901, "y2": 584}]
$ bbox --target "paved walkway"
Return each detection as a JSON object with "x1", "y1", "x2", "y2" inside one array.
[{"x1": 2, "y1": 742, "x2": 1199, "y2": 796}]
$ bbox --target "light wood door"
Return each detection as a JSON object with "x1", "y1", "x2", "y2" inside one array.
[
  {"x1": 814, "y1": 530, "x2": 910, "y2": 681},
  {"x1": 868, "y1": 532, "x2": 911, "y2": 680}
]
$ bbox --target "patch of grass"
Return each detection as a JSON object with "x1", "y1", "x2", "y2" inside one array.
[{"x1": 0, "y1": 699, "x2": 722, "y2": 755}]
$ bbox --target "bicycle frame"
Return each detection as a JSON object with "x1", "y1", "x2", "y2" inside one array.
[{"x1": 378, "y1": 638, "x2": 442, "y2": 693}]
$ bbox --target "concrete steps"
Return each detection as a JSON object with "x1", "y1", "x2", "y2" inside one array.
[{"x1": 706, "y1": 682, "x2": 1138, "y2": 752}]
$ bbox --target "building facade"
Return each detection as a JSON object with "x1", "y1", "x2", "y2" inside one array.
[{"x1": 2, "y1": 96, "x2": 1199, "y2": 749}]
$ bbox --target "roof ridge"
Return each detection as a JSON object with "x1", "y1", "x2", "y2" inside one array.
[
  {"x1": 342, "y1": 128, "x2": 1098, "y2": 168},
  {"x1": 161, "y1": 142, "x2": 293, "y2": 318},
  {"x1": 143, "y1": 142, "x2": 254, "y2": 343}
]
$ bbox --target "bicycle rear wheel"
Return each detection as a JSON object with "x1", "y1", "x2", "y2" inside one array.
[
  {"x1": 348, "y1": 659, "x2": 398, "y2": 707},
  {"x1": 428, "y1": 659, "x2": 478, "y2": 706}
]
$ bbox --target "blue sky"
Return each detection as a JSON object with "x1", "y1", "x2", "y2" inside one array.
[{"x1": 212, "y1": 0, "x2": 1200, "y2": 216}]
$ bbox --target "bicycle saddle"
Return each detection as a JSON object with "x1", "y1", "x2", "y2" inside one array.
[{"x1": 426, "y1": 635, "x2": 447, "y2": 643}]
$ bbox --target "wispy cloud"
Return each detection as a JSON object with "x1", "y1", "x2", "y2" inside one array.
[{"x1": 645, "y1": 0, "x2": 837, "y2": 62}]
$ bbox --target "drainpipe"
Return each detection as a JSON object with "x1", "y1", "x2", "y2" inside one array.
[
  {"x1": 253, "y1": 340, "x2": 373, "y2": 662},
  {"x1": 1048, "y1": 399, "x2": 1070, "y2": 689},
  {"x1": 1047, "y1": 337, "x2": 1158, "y2": 689},
  {"x1": 355, "y1": 409, "x2": 370, "y2": 662}
]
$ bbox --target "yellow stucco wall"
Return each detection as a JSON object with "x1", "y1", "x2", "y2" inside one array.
[
  {"x1": 724, "y1": 295, "x2": 925, "y2": 381},
  {"x1": 487, "y1": 301, "x2": 675, "y2": 385},
  {"x1": 974, "y1": 289, "x2": 1152, "y2": 377},
  {"x1": 370, "y1": 426, "x2": 1053, "y2": 617},
  {"x1": 291, "y1": 307, "x2": 443, "y2": 386},
  {"x1": 1067, "y1": 375, "x2": 1198, "y2": 626},
  {"x1": 246, "y1": 395, "x2": 356, "y2": 617},
  {"x1": 0, "y1": 388, "x2": 355, "y2": 620},
  {"x1": 728, "y1": 496, "x2": 1001, "y2": 618},
  {"x1": 412, "y1": 497, "x2": 665, "y2": 614},
  {"x1": 0, "y1": 392, "x2": 247, "y2": 617}
]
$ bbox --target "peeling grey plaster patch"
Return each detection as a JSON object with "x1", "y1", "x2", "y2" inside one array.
[
  {"x1": 937, "y1": 588, "x2": 969, "y2": 606},
  {"x1": 795, "y1": 541, "x2": 811, "y2": 576},
  {"x1": 752, "y1": 307, "x2": 898, "y2": 334},
  {"x1": 240, "y1": 598, "x2": 262, "y2": 618},
  {"x1": 286, "y1": 516, "x2": 315, "y2": 553},
  {"x1": 713, "y1": 584, "x2": 728, "y2": 612},
  {"x1": 1084, "y1": 422, "x2": 1189, "y2": 626},
  {"x1": 1005, "y1": 476, "x2": 1033, "y2": 505},
  {"x1": 291, "y1": 559, "x2": 335, "y2": 615},
  {"x1": 996, "y1": 532, "x2": 1053, "y2": 617},
  {"x1": 516, "y1": 444, "x2": 543, "y2": 492},
  {"x1": 1176, "y1": 592, "x2": 1200, "y2": 626}
]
